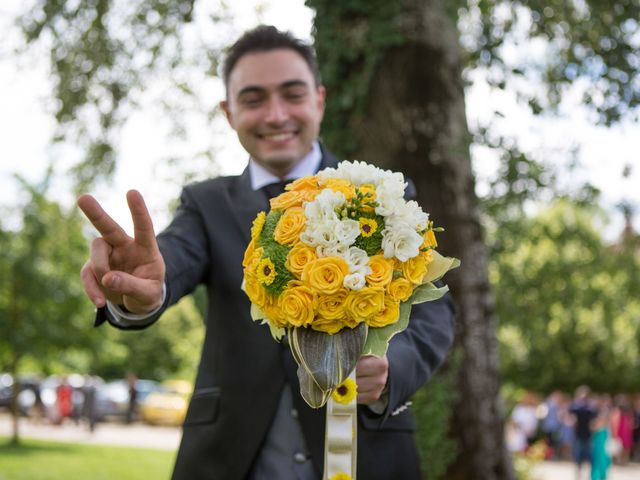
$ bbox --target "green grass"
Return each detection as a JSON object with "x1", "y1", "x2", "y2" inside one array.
[{"x1": 0, "y1": 437, "x2": 175, "y2": 480}]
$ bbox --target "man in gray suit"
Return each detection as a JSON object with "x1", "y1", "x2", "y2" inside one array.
[{"x1": 78, "y1": 26, "x2": 455, "y2": 479}]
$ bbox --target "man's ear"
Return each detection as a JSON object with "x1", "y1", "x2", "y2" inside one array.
[
  {"x1": 220, "y1": 100, "x2": 235, "y2": 130},
  {"x1": 316, "y1": 85, "x2": 326, "y2": 118}
]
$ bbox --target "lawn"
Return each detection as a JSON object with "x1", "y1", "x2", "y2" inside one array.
[{"x1": 0, "y1": 437, "x2": 175, "y2": 480}]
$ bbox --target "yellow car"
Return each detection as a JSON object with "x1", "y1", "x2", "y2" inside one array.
[{"x1": 140, "y1": 380, "x2": 192, "y2": 426}]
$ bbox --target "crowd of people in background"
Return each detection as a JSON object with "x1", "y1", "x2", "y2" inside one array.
[{"x1": 507, "y1": 386, "x2": 640, "y2": 479}]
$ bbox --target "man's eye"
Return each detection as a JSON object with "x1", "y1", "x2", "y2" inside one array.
[
  {"x1": 240, "y1": 96, "x2": 264, "y2": 107},
  {"x1": 285, "y1": 90, "x2": 307, "y2": 101}
]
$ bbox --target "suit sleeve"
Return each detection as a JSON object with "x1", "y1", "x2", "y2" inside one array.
[
  {"x1": 95, "y1": 185, "x2": 211, "y2": 330},
  {"x1": 384, "y1": 290, "x2": 455, "y2": 417}
]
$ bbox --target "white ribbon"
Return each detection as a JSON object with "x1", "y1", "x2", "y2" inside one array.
[{"x1": 323, "y1": 370, "x2": 357, "y2": 480}]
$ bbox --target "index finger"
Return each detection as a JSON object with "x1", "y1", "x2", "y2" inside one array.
[
  {"x1": 126, "y1": 190, "x2": 157, "y2": 249},
  {"x1": 77, "y1": 194, "x2": 130, "y2": 246}
]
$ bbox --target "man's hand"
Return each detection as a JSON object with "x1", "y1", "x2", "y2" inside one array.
[
  {"x1": 355, "y1": 355, "x2": 389, "y2": 405},
  {"x1": 78, "y1": 190, "x2": 166, "y2": 314}
]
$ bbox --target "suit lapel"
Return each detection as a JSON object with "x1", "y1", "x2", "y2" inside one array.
[{"x1": 228, "y1": 167, "x2": 270, "y2": 244}]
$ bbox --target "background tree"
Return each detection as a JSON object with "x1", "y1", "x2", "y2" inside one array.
[
  {"x1": 308, "y1": 1, "x2": 512, "y2": 477},
  {"x1": 0, "y1": 176, "x2": 94, "y2": 444},
  {"x1": 495, "y1": 199, "x2": 640, "y2": 394}
]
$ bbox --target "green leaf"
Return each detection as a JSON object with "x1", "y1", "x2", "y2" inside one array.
[
  {"x1": 423, "y1": 251, "x2": 460, "y2": 283},
  {"x1": 362, "y1": 299, "x2": 413, "y2": 357},
  {"x1": 361, "y1": 282, "x2": 449, "y2": 357},
  {"x1": 411, "y1": 283, "x2": 449, "y2": 304}
]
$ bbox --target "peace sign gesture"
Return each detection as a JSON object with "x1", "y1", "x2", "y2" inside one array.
[{"x1": 78, "y1": 190, "x2": 166, "y2": 314}]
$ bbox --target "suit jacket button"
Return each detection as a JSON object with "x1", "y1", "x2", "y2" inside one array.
[
  {"x1": 293, "y1": 452, "x2": 307, "y2": 464},
  {"x1": 290, "y1": 408, "x2": 298, "y2": 419}
]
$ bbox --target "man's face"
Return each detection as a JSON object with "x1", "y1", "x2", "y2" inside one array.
[{"x1": 220, "y1": 49, "x2": 326, "y2": 176}]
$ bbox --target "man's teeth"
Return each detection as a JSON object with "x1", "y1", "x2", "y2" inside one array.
[{"x1": 264, "y1": 133, "x2": 294, "y2": 141}]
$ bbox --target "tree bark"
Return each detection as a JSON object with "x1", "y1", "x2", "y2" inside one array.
[
  {"x1": 9, "y1": 353, "x2": 20, "y2": 446},
  {"x1": 317, "y1": 0, "x2": 515, "y2": 478}
]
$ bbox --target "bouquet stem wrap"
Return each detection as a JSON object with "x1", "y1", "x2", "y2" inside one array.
[{"x1": 323, "y1": 370, "x2": 357, "y2": 480}]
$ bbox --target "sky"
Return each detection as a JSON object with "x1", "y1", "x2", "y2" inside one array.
[{"x1": 1, "y1": 0, "x2": 638, "y2": 240}]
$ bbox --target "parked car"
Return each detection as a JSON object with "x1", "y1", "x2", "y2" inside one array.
[
  {"x1": 140, "y1": 380, "x2": 192, "y2": 426},
  {"x1": 0, "y1": 373, "x2": 41, "y2": 416},
  {"x1": 95, "y1": 379, "x2": 160, "y2": 422}
]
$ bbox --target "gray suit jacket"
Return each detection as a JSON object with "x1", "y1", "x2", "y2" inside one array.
[{"x1": 96, "y1": 149, "x2": 455, "y2": 479}]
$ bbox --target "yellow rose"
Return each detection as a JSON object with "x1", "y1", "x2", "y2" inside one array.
[
  {"x1": 302, "y1": 257, "x2": 349, "y2": 295},
  {"x1": 286, "y1": 175, "x2": 320, "y2": 192},
  {"x1": 262, "y1": 294, "x2": 287, "y2": 328},
  {"x1": 242, "y1": 241, "x2": 262, "y2": 269},
  {"x1": 270, "y1": 190, "x2": 306, "y2": 210},
  {"x1": 273, "y1": 207, "x2": 306, "y2": 245},
  {"x1": 311, "y1": 316, "x2": 345, "y2": 335},
  {"x1": 319, "y1": 177, "x2": 355, "y2": 200},
  {"x1": 387, "y1": 277, "x2": 413, "y2": 302},
  {"x1": 278, "y1": 281, "x2": 316, "y2": 327},
  {"x1": 345, "y1": 287, "x2": 385, "y2": 321},
  {"x1": 368, "y1": 296, "x2": 400, "y2": 328},
  {"x1": 244, "y1": 270, "x2": 267, "y2": 308},
  {"x1": 365, "y1": 255, "x2": 394, "y2": 288},
  {"x1": 316, "y1": 289, "x2": 348, "y2": 321},
  {"x1": 401, "y1": 254, "x2": 428, "y2": 285},
  {"x1": 286, "y1": 242, "x2": 317, "y2": 278}
]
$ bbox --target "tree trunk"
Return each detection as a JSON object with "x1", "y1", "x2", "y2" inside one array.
[
  {"x1": 311, "y1": 0, "x2": 515, "y2": 478},
  {"x1": 9, "y1": 353, "x2": 20, "y2": 446}
]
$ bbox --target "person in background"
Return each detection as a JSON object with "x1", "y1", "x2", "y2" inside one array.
[
  {"x1": 590, "y1": 394, "x2": 611, "y2": 480},
  {"x1": 541, "y1": 390, "x2": 563, "y2": 459},
  {"x1": 609, "y1": 394, "x2": 634, "y2": 464},
  {"x1": 125, "y1": 372, "x2": 138, "y2": 424},
  {"x1": 510, "y1": 391, "x2": 539, "y2": 449},
  {"x1": 570, "y1": 385, "x2": 598, "y2": 480},
  {"x1": 55, "y1": 375, "x2": 73, "y2": 425},
  {"x1": 632, "y1": 394, "x2": 640, "y2": 462}
]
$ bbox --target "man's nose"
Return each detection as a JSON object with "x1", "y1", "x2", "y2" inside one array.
[{"x1": 265, "y1": 97, "x2": 289, "y2": 123}]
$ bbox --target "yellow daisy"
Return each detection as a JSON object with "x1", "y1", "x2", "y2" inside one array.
[
  {"x1": 330, "y1": 473, "x2": 352, "y2": 480},
  {"x1": 256, "y1": 258, "x2": 277, "y2": 286},
  {"x1": 359, "y1": 217, "x2": 377, "y2": 237},
  {"x1": 251, "y1": 212, "x2": 266, "y2": 240},
  {"x1": 332, "y1": 378, "x2": 357, "y2": 404}
]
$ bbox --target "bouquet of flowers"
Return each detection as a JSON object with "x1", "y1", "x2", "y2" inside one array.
[{"x1": 242, "y1": 161, "x2": 458, "y2": 409}]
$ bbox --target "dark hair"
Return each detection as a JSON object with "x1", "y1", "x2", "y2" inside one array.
[{"x1": 222, "y1": 25, "x2": 321, "y2": 90}]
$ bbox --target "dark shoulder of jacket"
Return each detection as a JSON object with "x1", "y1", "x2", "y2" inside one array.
[
  {"x1": 404, "y1": 178, "x2": 417, "y2": 200},
  {"x1": 181, "y1": 175, "x2": 240, "y2": 200}
]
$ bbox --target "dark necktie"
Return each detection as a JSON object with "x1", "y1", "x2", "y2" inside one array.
[{"x1": 262, "y1": 180, "x2": 290, "y2": 199}]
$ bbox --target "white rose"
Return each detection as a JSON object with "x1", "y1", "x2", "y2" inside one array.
[
  {"x1": 387, "y1": 200, "x2": 429, "y2": 231},
  {"x1": 344, "y1": 272, "x2": 366, "y2": 290},
  {"x1": 381, "y1": 225, "x2": 423, "y2": 262},
  {"x1": 316, "y1": 243, "x2": 349, "y2": 259},
  {"x1": 300, "y1": 220, "x2": 340, "y2": 248},
  {"x1": 346, "y1": 247, "x2": 372, "y2": 276},
  {"x1": 305, "y1": 188, "x2": 344, "y2": 220},
  {"x1": 335, "y1": 218, "x2": 360, "y2": 246}
]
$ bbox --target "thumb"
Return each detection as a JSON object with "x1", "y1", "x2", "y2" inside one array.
[{"x1": 102, "y1": 271, "x2": 164, "y2": 312}]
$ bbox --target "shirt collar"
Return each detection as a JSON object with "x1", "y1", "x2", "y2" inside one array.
[{"x1": 249, "y1": 142, "x2": 322, "y2": 191}]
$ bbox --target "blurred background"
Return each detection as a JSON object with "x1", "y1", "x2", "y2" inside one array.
[{"x1": 1, "y1": 0, "x2": 639, "y2": 479}]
